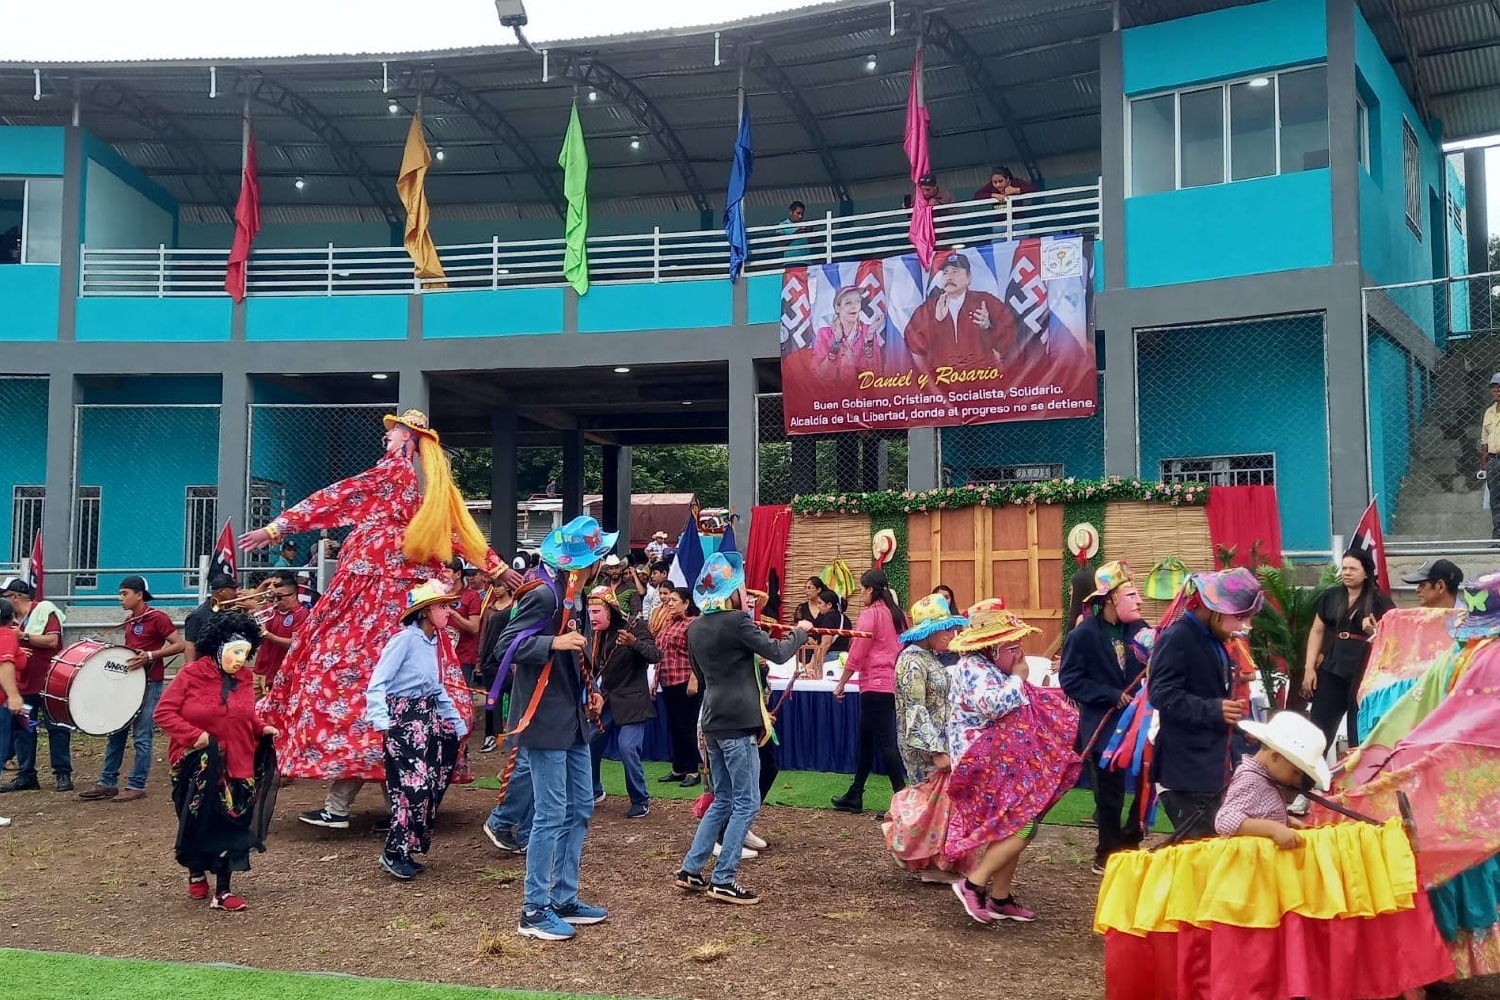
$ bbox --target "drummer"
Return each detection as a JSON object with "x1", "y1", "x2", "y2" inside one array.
[
  {"x1": 78, "y1": 575, "x2": 185, "y2": 804},
  {"x1": 0, "y1": 578, "x2": 70, "y2": 793}
]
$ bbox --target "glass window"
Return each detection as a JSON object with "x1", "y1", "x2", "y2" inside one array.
[
  {"x1": 23, "y1": 178, "x2": 62, "y2": 264},
  {"x1": 1129, "y1": 93, "x2": 1177, "y2": 196},
  {"x1": 1179, "y1": 86, "x2": 1225, "y2": 188},
  {"x1": 0, "y1": 179, "x2": 23, "y2": 264},
  {"x1": 1356, "y1": 97, "x2": 1370, "y2": 171},
  {"x1": 1229, "y1": 78, "x2": 1277, "y2": 180},
  {"x1": 1278, "y1": 66, "x2": 1328, "y2": 172},
  {"x1": 1403, "y1": 119, "x2": 1421, "y2": 237}
]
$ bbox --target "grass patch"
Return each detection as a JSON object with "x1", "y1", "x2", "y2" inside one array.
[
  {"x1": 819, "y1": 910, "x2": 870, "y2": 921},
  {"x1": 684, "y1": 941, "x2": 733, "y2": 963},
  {"x1": 4, "y1": 949, "x2": 612, "y2": 999},
  {"x1": 477, "y1": 867, "x2": 525, "y2": 883}
]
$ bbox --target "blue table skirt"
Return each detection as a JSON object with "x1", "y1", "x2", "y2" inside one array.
[{"x1": 601, "y1": 688, "x2": 888, "y2": 776}]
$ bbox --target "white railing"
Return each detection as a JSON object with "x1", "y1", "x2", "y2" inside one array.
[{"x1": 79, "y1": 183, "x2": 1101, "y2": 298}]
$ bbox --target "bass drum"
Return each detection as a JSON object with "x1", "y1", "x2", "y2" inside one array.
[{"x1": 42, "y1": 639, "x2": 146, "y2": 736}]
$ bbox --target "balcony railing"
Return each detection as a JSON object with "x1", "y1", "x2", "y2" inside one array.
[{"x1": 79, "y1": 182, "x2": 1100, "y2": 298}]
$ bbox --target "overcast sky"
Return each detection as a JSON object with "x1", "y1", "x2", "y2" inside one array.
[{"x1": 3, "y1": 0, "x2": 836, "y2": 60}]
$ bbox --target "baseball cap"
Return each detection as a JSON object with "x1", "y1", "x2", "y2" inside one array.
[
  {"x1": 1, "y1": 578, "x2": 31, "y2": 597},
  {"x1": 208, "y1": 573, "x2": 238, "y2": 591},
  {"x1": 120, "y1": 574, "x2": 153, "y2": 600},
  {"x1": 1400, "y1": 558, "x2": 1463, "y2": 590},
  {"x1": 1490, "y1": 372, "x2": 1500, "y2": 386},
  {"x1": 917, "y1": 172, "x2": 936, "y2": 185}
]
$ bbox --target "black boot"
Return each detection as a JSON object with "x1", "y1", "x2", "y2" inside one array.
[{"x1": 830, "y1": 790, "x2": 864, "y2": 814}]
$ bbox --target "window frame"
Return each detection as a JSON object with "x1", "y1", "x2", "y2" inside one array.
[
  {"x1": 183, "y1": 485, "x2": 219, "y2": 588},
  {"x1": 1356, "y1": 95, "x2": 1371, "y2": 172},
  {"x1": 1126, "y1": 64, "x2": 1332, "y2": 196},
  {"x1": 10, "y1": 485, "x2": 45, "y2": 564},
  {"x1": 962, "y1": 462, "x2": 1066, "y2": 486},
  {"x1": 0, "y1": 176, "x2": 62, "y2": 266},
  {"x1": 72, "y1": 485, "x2": 101, "y2": 589},
  {"x1": 1159, "y1": 453, "x2": 1277, "y2": 487},
  {"x1": 1402, "y1": 118, "x2": 1422, "y2": 239}
]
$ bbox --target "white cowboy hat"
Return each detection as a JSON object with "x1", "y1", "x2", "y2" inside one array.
[{"x1": 1237, "y1": 712, "x2": 1331, "y2": 791}]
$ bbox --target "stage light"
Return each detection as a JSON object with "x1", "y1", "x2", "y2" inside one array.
[
  {"x1": 371, "y1": 373, "x2": 389, "y2": 380},
  {"x1": 294, "y1": 176, "x2": 306, "y2": 190},
  {"x1": 588, "y1": 88, "x2": 598, "y2": 102},
  {"x1": 1249, "y1": 77, "x2": 1270, "y2": 88},
  {"x1": 434, "y1": 147, "x2": 445, "y2": 161},
  {"x1": 613, "y1": 367, "x2": 631, "y2": 374},
  {"x1": 388, "y1": 99, "x2": 401, "y2": 114},
  {"x1": 865, "y1": 54, "x2": 878, "y2": 72},
  {"x1": 630, "y1": 136, "x2": 641, "y2": 150}
]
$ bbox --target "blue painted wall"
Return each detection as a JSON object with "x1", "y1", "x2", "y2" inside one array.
[
  {"x1": 246, "y1": 295, "x2": 408, "y2": 341},
  {"x1": 1121, "y1": 0, "x2": 1326, "y2": 95},
  {"x1": 0, "y1": 265, "x2": 60, "y2": 341},
  {"x1": 0, "y1": 126, "x2": 65, "y2": 176},
  {"x1": 747, "y1": 274, "x2": 781, "y2": 325},
  {"x1": 0, "y1": 378, "x2": 49, "y2": 563},
  {"x1": 76, "y1": 297, "x2": 232, "y2": 342},
  {"x1": 1124, "y1": 171, "x2": 1333, "y2": 287},
  {"x1": 1136, "y1": 318, "x2": 1329, "y2": 550},
  {"x1": 941, "y1": 376, "x2": 1106, "y2": 483},
  {"x1": 578, "y1": 280, "x2": 733, "y2": 333},
  {"x1": 423, "y1": 287, "x2": 564, "y2": 338},
  {"x1": 1366, "y1": 335, "x2": 1410, "y2": 532}
]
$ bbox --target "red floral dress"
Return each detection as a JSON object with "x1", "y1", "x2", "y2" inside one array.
[{"x1": 260, "y1": 453, "x2": 481, "y2": 781}]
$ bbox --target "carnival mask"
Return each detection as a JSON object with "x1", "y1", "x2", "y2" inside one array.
[
  {"x1": 1112, "y1": 584, "x2": 1144, "y2": 624},
  {"x1": 218, "y1": 636, "x2": 252, "y2": 675},
  {"x1": 588, "y1": 603, "x2": 612, "y2": 632}
]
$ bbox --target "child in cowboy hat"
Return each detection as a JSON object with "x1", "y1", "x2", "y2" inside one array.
[{"x1": 1214, "y1": 711, "x2": 1330, "y2": 849}]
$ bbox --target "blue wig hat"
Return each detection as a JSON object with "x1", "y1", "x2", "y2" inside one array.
[
  {"x1": 694, "y1": 552, "x2": 745, "y2": 614},
  {"x1": 540, "y1": 515, "x2": 617, "y2": 572}
]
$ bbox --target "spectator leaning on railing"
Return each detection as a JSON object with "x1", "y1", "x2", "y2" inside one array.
[
  {"x1": 778, "y1": 201, "x2": 813, "y2": 260},
  {"x1": 973, "y1": 164, "x2": 1037, "y2": 205}
]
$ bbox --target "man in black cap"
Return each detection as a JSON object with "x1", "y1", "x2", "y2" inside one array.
[
  {"x1": 1400, "y1": 559, "x2": 1464, "y2": 609},
  {"x1": 917, "y1": 173, "x2": 954, "y2": 207},
  {"x1": 183, "y1": 573, "x2": 240, "y2": 663}
]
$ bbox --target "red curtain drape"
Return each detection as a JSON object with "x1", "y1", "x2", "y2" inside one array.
[
  {"x1": 745, "y1": 504, "x2": 792, "y2": 618},
  {"x1": 1206, "y1": 485, "x2": 1283, "y2": 568}
]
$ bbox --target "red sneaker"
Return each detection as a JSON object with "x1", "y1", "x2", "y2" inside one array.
[
  {"x1": 211, "y1": 891, "x2": 247, "y2": 912},
  {"x1": 187, "y1": 874, "x2": 210, "y2": 901}
]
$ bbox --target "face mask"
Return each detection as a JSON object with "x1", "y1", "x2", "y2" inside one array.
[
  {"x1": 218, "y1": 636, "x2": 252, "y2": 675},
  {"x1": 1112, "y1": 586, "x2": 1144, "y2": 624}
]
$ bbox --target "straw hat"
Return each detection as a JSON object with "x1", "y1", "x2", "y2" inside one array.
[
  {"x1": 948, "y1": 598, "x2": 1040, "y2": 653},
  {"x1": 383, "y1": 408, "x2": 440, "y2": 443},
  {"x1": 403, "y1": 579, "x2": 458, "y2": 618},
  {"x1": 1237, "y1": 711, "x2": 1331, "y2": 790}
]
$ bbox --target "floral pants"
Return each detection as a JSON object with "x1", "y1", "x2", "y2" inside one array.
[{"x1": 382, "y1": 695, "x2": 460, "y2": 862}]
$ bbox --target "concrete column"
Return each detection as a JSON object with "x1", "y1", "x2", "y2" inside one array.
[
  {"x1": 1099, "y1": 31, "x2": 1126, "y2": 293},
  {"x1": 1097, "y1": 30, "x2": 1138, "y2": 479},
  {"x1": 835, "y1": 436, "x2": 860, "y2": 491},
  {"x1": 56, "y1": 126, "x2": 85, "y2": 342},
  {"x1": 728, "y1": 355, "x2": 758, "y2": 529},
  {"x1": 562, "y1": 430, "x2": 585, "y2": 520},
  {"x1": 1465, "y1": 147, "x2": 1488, "y2": 275},
  {"x1": 601, "y1": 445, "x2": 632, "y2": 553},
  {"x1": 489, "y1": 406, "x2": 519, "y2": 558},
  {"x1": 1101, "y1": 310, "x2": 1139, "y2": 477},
  {"x1": 906, "y1": 428, "x2": 939, "y2": 490},
  {"x1": 397, "y1": 366, "x2": 429, "y2": 416},
  {"x1": 216, "y1": 372, "x2": 249, "y2": 548},
  {"x1": 1327, "y1": 0, "x2": 1361, "y2": 268},
  {"x1": 41, "y1": 374, "x2": 77, "y2": 595},
  {"x1": 791, "y1": 438, "x2": 817, "y2": 495}
]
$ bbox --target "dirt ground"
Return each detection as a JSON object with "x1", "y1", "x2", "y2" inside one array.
[{"x1": 2, "y1": 740, "x2": 1498, "y2": 1000}]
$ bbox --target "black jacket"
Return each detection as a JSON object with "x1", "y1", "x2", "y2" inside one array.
[
  {"x1": 1059, "y1": 614, "x2": 1148, "y2": 759},
  {"x1": 686, "y1": 612, "x2": 806, "y2": 737},
  {"x1": 1149, "y1": 614, "x2": 1232, "y2": 794},
  {"x1": 496, "y1": 576, "x2": 593, "y2": 751},
  {"x1": 596, "y1": 620, "x2": 661, "y2": 726}
]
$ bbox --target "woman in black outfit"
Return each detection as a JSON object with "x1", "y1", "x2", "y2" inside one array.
[{"x1": 1301, "y1": 548, "x2": 1393, "y2": 747}]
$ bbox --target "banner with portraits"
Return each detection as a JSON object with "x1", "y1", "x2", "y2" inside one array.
[{"x1": 778, "y1": 236, "x2": 1096, "y2": 434}]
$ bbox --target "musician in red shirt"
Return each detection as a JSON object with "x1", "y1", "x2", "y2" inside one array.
[
  {"x1": 903, "y1": 253, "x2": 1016, "y2": 375},
  {"x1": 0, "y1": 578, "x2": 69, "y2": 792},
  {"x1": 0, "y1": 599, "x2": 24, "y2": 828},
  {"x1": 453, "y1": 565, "x2": 487, "y2": 686},
  {"x1": 255, "y1": 578, "x2": 309, "y2": 692},
  {"x1": 79, "y1": 574, "x2": 185, "y2": 803}
]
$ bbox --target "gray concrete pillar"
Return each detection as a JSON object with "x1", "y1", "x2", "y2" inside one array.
[
  {"x1": 562, "y1": 430, "x2": 585, "y2": 520},
  {"x1": 489, "y1": 406, "x2": 519, "y2": 559},
  {"x1": 1097, "y1": 30, "x2": 1138, "y2": 479},
  {"x1": 728, "y1": 355, "x2": 758, "y2": 529},
  {"x1": 602, "y1": 445, "x2": 632, "y2": 553},
  {"x1": 56, "y1": 126, "x2": 83, "y2": 343},
  {"x1": 791, "y1": 437, "x2": 817, "y2": 495},
  {"x1": 41, "y1": 374, "x2": 77, "y2": 596},
  {"x1": 1465, "y1": 148, "x2": 1488, "y2": 277},
  {"x1": 1101, "y1": 311, "x2": 1139, "y2": 478},
  {"x1": 398, "y1": 367, "x2": 429, "y2": 416},
  {"x1": 906, "y1": 428, "x2": 939, "y2": 490},
  {"x1": 216, "y1": 372, "x2": 249, "y2": 556}
]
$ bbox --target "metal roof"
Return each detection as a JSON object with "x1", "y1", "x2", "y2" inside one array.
[{"x1": 1, "y1": 0, "x2": 1490, "y2": 224}]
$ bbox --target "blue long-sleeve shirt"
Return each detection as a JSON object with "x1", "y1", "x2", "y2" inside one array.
[{"x1": 365, "y1": 623, "x2": 466, "y2": 737}]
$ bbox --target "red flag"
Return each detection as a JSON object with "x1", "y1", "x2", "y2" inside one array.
[
  {"x1": 224, "y1": 123, "x2": 260, "y2": 303},
  {"x1": 904, "y1": 47, "x2": 934, "y2": 268},
  {"x1": 23, "y1": 530, "x2": 42, "y2": 601},
  {"x1": 212, "y1": 519, "x2": 239, "y2": 581},
  {"x1": 1350, "y1": 499, "x2": 1391, "y2": 595}
]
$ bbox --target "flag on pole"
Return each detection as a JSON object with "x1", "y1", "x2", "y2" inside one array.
[
  {"x1": 559, "y1": 100, "x2": 590, "y2": 296},
  {"x1": 397, "y1": 111, "x2": 447, "y2": 286},
  {"x1": 1350, "y1": 499, "x2": 1391, "y2": 595},
  {"x1": 904, "y1": 47, "x2": 935, "y2": 268},
  {"x1": 667, "y1": 511, "x2": 705, "y2": 593},
  {"x1": 224, "y1": 122, "x2": 260, "y2": 303},
  {"x1": 211, "y1": 519, "x2": 239, "y2": 582},
  {"x1": 22, "y1": 530, "x2": 43, "y2": 601},
  {"x1": 724, "y1": 99, "x2": 755, "y2": 282}
]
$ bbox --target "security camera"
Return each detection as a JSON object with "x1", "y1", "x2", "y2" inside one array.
[{"x1": 495, "y1": 0, "x2": 528, "y2": 27}]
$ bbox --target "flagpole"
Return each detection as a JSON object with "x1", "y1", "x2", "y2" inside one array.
[{"x1": 240, "y1": 94, "x2": 249, "y2": 175}]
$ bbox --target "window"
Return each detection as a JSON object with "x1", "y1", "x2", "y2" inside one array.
[
  {"x1": 245, "y1": 478, "x2": 286, "y2": 567},
  {"x1": 10, "y1": 486, "x2": 44, "y2": 564},
  {"x1": 1402, "y1": 119, "x2": 1421, "y2": 238},
  {"x1": 73, "y1": 486, "x2": 100, "y2": 588},
  {"x1": 1127, "y1": 66, "x2": 1331, "y2": 194},
  {"x1": 1160, "y1": 454, "x2": 1276, "y2": 487},
  {"x1": 0, "y1": 177, "x2": 63, "y2": 265},
  {"x1": 1356, "y1": 96, "x2": 1371, "y2": 171},
  {"x1": 964, "y1": 463, "x2": 1066, "y2": 485},
  {"x1": 183, "y1": 486, "x2": 218, "y2": 588}
]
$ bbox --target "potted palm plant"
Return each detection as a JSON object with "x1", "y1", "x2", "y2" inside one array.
[{"x1": 1248, "y1": 562, "x2": 1335, "y2": 712}]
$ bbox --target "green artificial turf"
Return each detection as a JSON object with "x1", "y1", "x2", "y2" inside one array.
[
  {"x1": 470, "y1": 759, "x2": 1171, "y2": 832},
  {"x1": 3, "y1": 950, "x2": 607, "y2": 1000}
]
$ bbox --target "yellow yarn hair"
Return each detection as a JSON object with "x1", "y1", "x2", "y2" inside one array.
[{"x1": 402, "y1": 436, "x2": 490, "y2": 567}]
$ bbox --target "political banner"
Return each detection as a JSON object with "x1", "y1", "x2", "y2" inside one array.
[{"x1": 779, "y1": 236, "x2": 1095, "y2": 434}]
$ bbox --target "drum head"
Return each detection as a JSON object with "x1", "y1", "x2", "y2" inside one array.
[{"x1": 71, "y1": 646, "x2": 147, "y2": 736}]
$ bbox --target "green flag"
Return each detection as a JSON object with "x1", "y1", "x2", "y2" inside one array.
[{"x1": 559, "y1": 100, "x2": 589, "y2": 296}]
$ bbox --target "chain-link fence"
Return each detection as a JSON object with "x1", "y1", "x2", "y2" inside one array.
[
  {"x1": 1, "y1": 376, "x2": 48, "y2": 576},
  {"x1": 246, "y1": 403, "x2": 389, "y2": 569},
  {"x1": 756, "y1": 392, "x2": 909, "y2": 504},
  {"x1": 939, "y1": 375, "x2": 1106, "y2": 487},
  {"x1": 1364, "y1": 271, "x2": 1500, "y2": 569},
  {"x1": 72, "y1": 403, "x2": 221, "y2": 597},
  {"x1": 1136, "y1": 313, "x2": 1328, "y2": 554}
]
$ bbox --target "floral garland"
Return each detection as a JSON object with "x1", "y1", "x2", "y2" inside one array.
[{"x1": 791, "y1": 476, "x2": 1210, "y2": 517}]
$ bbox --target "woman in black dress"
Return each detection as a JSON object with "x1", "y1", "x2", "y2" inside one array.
[{"x1": 1301, "y1": 548, "x2": 1393, "y2": 747}]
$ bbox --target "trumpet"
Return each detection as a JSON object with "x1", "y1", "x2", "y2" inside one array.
[{"x1": 210, "y1": 591, "x2": 277, "y2": 613}]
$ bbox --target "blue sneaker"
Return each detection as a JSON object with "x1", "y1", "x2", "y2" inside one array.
[
  {"x1": 626, "y1": 801, "x2": 650, "y2": 820},
  {"x1": 553, "y1": 899, "x2": 608, "y2": 925},
  {"x1": 378, "y1": 852, "x2": 418, "y2": 881},
  {"x1": 517, "y1": 905, "x2": 576, "y2": 941}
]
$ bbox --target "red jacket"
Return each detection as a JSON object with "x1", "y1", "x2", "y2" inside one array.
[{"x1": 155, "y1": 657, "x2": 266, "y2": 779}]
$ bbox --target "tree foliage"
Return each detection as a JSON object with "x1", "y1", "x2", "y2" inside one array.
[{"x1": 450, "y1": 444, "x2": 729, "y2": 507}]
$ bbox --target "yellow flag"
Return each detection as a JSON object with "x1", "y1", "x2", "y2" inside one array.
[{"x1": 397, "y1": 112, "x2": 447, "y2": 287}]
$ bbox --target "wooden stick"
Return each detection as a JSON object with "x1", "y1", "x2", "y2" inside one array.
[{"x1": 756, "y1": 620, "x2": 874, "y2": 640}]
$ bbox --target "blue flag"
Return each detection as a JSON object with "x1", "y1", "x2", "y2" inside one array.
[
  {"x1": 719, "y1": 522, "x2": 738, "y2": 556},
  {"x1": 667, "y1": 511, "x2": 705, "y2": 592},
  {"x1": 723, "y1": 100, "x2": 754, "y2": 282}
]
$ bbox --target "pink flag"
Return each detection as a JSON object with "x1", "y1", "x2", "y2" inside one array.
[
  {"x1": 225, "y1": 122, "x2": 260, "y2": 303},
  {"x1": 904, "y1": 47, "x2": 934, "y2": 268}
]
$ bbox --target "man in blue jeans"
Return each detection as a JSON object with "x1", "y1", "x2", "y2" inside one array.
[
  {"x1": 79, "y1": 575, "x2": 184, "y2": 803},
  {"x1": 483, "y1": 737, "x2": 534, "y2": 854},
  {"x1": 586, "y1": 585, "x2": 660, "y2": 819},
  {"x1": 492, "y1": 516, "x2": 613, "y2": 941},
  {"x1": 673, "y1": 552, "x2": 809, "y2": 905}
]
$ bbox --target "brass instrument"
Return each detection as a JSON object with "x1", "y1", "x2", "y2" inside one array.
[{"x1": 211, "y1": 590, "x2": 277, "y2": 628}]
